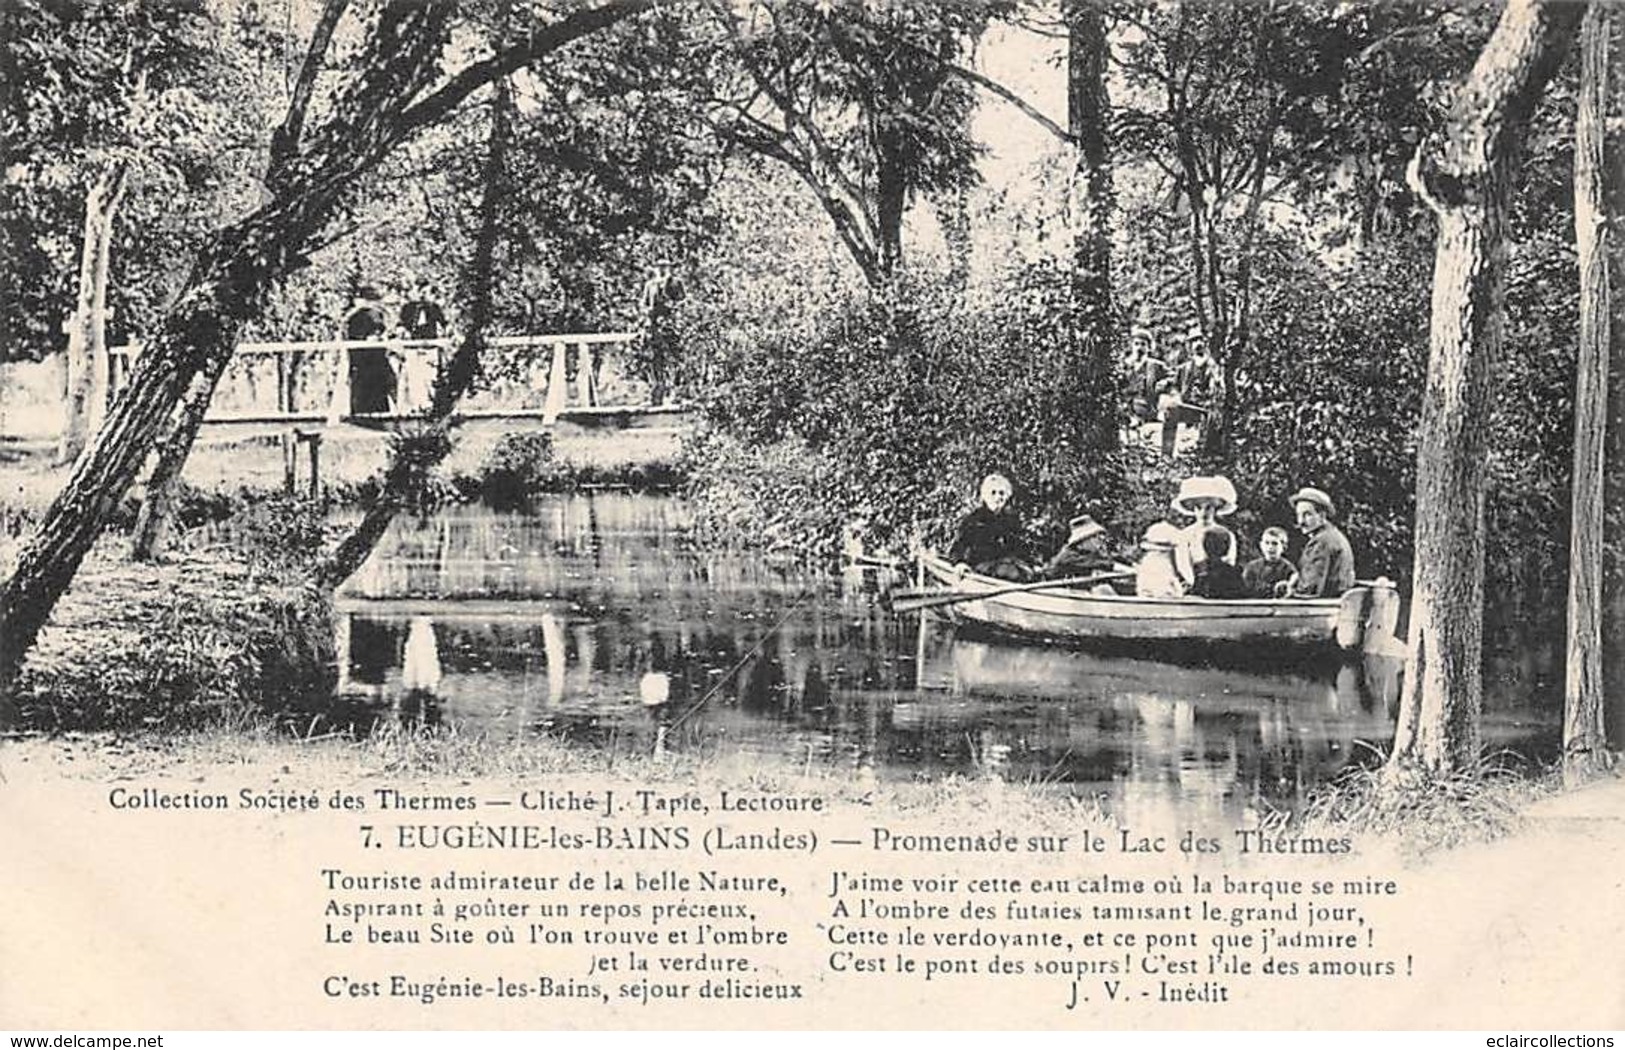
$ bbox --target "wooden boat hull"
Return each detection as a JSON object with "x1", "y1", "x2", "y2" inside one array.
[{"x1": 918, "y1": 553, "x2": 1378, "y2": 652}]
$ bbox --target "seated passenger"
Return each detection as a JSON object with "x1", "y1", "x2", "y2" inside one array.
[
  {"x1": 1042, "y1": 514, "x2": 1114, "y2": 578},
  {"x1": 1171, "y1": 474, "x2": 1238, "y2": 586},
  {"x1": 1242, "y1": 526, "x2": 1295, "y2": 598},
  {"x1": 1276, "y1": 486, "x2": 1356, "y2": 598},
  {"x1": 1135, "y1": 522, "x2": 1185, "y2": 598},
  {"x1": 949, "y1": 473, "x2": 1035, "y2": 582},
  {"x1": 1188, "y1": 527, "x2": 1248, "y2": 599}
]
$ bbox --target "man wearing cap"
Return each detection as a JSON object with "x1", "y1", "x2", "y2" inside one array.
[
  {"x1": 1279, "y1": 486, "x2": 1355, "y2": 598},
  {"x1": 1042, "y1": 514, "x2": 1122, "y2": 583}
]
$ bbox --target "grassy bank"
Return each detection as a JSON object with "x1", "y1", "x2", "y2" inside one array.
[
  {"x1": 2, "y1": 421, "x2": 687, "y2": 531},
  {"x1": 4, "y1": 529, "x2": 335, "y2": 732}
]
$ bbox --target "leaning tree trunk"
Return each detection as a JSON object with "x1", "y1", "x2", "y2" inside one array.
[
  {"x1": 1389, "y1": 0, "x2": 1580, "y2": 778},
  {"x1": 56, "y1": 163, "x2": 128, "y2": 467},
  {"x1": 1066, "y1": 0, "x2": 1120, "y2": 457},
  {"x1": 1563, "y1": 4, "x2": 1613, "y2": 785},
  {"x1": 130, "y1": 348, "x2": 233, "y2": 561},
  {"x1": 128, "y1": 0, "x2": 351, "y2": 565}
]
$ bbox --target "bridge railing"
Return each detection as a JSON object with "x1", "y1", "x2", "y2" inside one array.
[{"x1": 106, "y1": 332, "x2": 648, "y2": 425}]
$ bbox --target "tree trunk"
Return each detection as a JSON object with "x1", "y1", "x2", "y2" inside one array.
[
  {"x1": 56, "y1": 163, "x2": 128, "y2": 467},
  {"x1": 129, "y1": 347, "x2": 233, "y2": 561},
  {"x1": 1389, "y1": 0, "x2": 1580, "y2": 777},
  {"x1": 1602, "y1": 6, "x2": 1625, "y2": 754},
  {"x1": 1562, "y1": 4, "x2": 1612, "y2": 784},
  {"x1": 1066, "y1": 0, "x2": 1119, "y2": 456},
  {"x1": 874, "y1": 131, "x2": 907, "y2": 284}
]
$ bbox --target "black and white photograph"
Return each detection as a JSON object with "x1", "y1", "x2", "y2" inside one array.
[{"x1": 1, "y1": 0, "x2": 1622, "y2": 1036}]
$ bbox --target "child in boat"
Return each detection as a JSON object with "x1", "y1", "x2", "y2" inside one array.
[
  {"x1": 1242, "y1": 526, "x2": 1295, "y2": 598},
  {"x1": 1189, "y1": 526, "x2": 1248, "y2": 599},
  {"x1": 1135, "y1": 522, "x2": 1185, "y2": 598}
]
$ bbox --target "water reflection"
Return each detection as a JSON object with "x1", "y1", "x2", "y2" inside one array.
[{"x1": 332, "y1": 495, "x2": 1556, "y2": 827}]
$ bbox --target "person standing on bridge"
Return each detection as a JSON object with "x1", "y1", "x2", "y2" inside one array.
[
  {"x1": 345, "y1": 286, "x2": 394, "y2": 415},
  {"x1": 397, "y1": 281, "x2": 449, "y2": 413}
]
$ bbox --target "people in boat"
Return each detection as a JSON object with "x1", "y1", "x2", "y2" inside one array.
[
  {"x1": 1243, "y1": 526, "x2": 1295, "y2": 598},
  {"x1": 950, "y1": 473, "x2": 1035, "y2": 582},
  {"x1": 1042, "y1": 513, "x2": 1122, "y2": 591},
  {"x1": 1188, "y1": 527, "x2": 1248, "y2": 599},
  {"x1": 1275, "y1": 486, "x2": 1356, "y2": 597},
  {"x1": 1135, "y1": 521, "x2": 1185, "y2": 598},
  {"x1": 1171, "y1": 474, "x2": 1238, "y2": 586}
]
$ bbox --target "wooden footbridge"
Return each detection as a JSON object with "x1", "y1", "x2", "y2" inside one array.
[
  {"x1": 102, "y1": 332, "x2": 689, "y2": 492},
  {"x1": 109, "y1": 331, "x2": 683, "y2": 429}
]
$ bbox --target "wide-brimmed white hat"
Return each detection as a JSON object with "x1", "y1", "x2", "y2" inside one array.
[
  {"x1": 1171, "y1": 475, "x2": 1237, "y2": 517},
  {"x1": 1289, "y1": 486, "x2": 1335, "y2": 516},
  {"x1": 1141, "y1": 521, "x2": 1181, "y2": 550}
]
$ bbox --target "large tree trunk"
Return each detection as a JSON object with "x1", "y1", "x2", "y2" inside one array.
[
  {"x1": 1065, "y1": 0, "x2": 1119, "y2": 456},
  {"x1": 1389, "y1": 0, "x2": 1580, "y2": 777},
  {"x1": 129, "y1": 0, "x2": 349, "y2": 564},
  {"x1": 874, "y1": 131, "x2": 907, "y2": 285},
  {"x1": 1602, "y1": 6, "x2": 1625, "y2": 754},
  {"x1": 56, "y1": 163, "x2": 128, "y2": 467},
  {"x1": 1563, "y1": 4, "x2": 1613, "y2": 785}
]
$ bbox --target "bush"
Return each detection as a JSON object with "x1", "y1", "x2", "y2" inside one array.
[
  {"x1": 680, "y1": 264, "x2": 1129, "y2": 556},
  {"x1": 478, "y1": 431, "x2": 566, "y2": 509}
]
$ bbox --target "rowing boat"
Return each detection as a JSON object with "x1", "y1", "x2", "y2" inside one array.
[{"x1": 916, "y1": 551, "x2": 1398, "y2": 653}]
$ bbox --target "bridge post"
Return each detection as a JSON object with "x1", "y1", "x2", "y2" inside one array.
[
  {"x1": 542, "y1": 340, "x2": 567, "y2": 424},
  {"x1": 278, "y1": 355, "x2": 296, "y2": 493},
  {"x1": 575, "y1": 342, "x2": 598, "y2": 408}
]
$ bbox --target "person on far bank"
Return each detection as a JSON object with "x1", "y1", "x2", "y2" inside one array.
[
  {"x1": 1275, "y1": 486, "x2": 1356, "y2": 598},
  {"x1": 950, "y1": 473, "x2": 1036, "y2": 582},
  {"x1": 1243, "y1": 526, "x2": 1295, "y2": 598}
]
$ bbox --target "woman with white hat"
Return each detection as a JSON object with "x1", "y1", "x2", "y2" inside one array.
[{"x1": 1171, "y1": 475, "x2": 1238, "y2": 585}]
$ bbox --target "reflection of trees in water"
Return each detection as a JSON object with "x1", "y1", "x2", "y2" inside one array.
[{"x1": 330, "y1": 495, "x2": 1549, "y2": 817}]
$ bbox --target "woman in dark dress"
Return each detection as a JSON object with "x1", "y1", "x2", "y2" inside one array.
[{"x1": 949, "y1": 473, "x2": 1035, "y2": 582}]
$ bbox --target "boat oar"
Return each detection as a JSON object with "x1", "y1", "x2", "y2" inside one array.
[{"x1": 891, "y1": 571, "x2": 1135, "y2": 614}]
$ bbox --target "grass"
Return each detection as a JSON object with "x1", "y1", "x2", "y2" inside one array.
[{"x1": 1297, "y1": 741, "x2": 1560, "y2": 856}]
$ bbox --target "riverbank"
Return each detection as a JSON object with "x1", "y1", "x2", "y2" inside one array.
[{"x1": 1, "y1": 419, "x2": 686, "y2": 532}]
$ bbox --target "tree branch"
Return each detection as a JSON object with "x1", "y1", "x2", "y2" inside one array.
[
  {"x1": 397, "y1": 0, "x2": 653, "y2": 140},
  {"x1": 268, "y1": 0, "x2": 349, "y2": 183}
]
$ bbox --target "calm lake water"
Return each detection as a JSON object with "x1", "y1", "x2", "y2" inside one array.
[{"x1": 334, "y1": 494, "x2": 1559, "y2": 826}]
